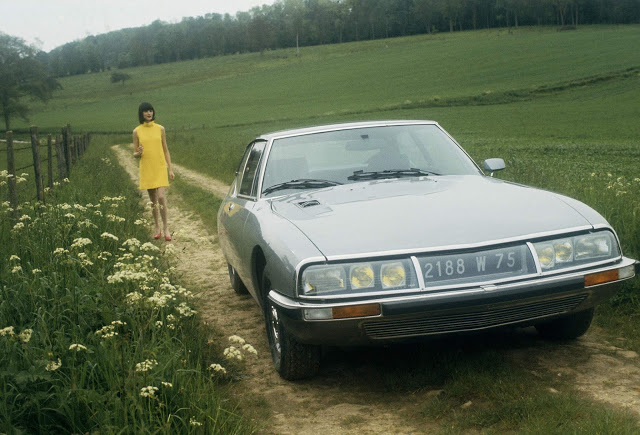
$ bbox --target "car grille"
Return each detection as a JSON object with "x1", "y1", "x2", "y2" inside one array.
[{"x1": 362, "y1": 294, "x2": 587, "y2": 340}]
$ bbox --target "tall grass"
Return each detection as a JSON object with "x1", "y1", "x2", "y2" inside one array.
[{"x1": 0, "y1": 137, "x2": 253, "y2": 433}]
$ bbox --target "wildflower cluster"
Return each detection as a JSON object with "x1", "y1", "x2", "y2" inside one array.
[
  {"x1": 95, "y1": 320, "x2": 127, "y2": 340},
  {"x1": 600, "y1": 174, "x2": 640, "y2": 197},
  {"x1": 135, "y1": 359, "x2": 159, "y2": 372},
  {"x1": 209, "y1": 335, "x2": 259, "y2": 378},
  {"x1": 140, "y1": 385, "x2": 158, "y2": 398}
]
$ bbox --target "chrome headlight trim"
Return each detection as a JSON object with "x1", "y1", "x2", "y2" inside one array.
[
  {"x1": 299, "y1": 258, "x2": 418, "y2": 297},
  {"x1": 532, "y1": 231, "x2": 620, "y2": 273}
]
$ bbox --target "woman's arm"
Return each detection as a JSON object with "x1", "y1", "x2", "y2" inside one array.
[
  {"x1": 161, "y1": 126, "x2": 175, "y2": 180},
  {"x1": 133, "y1": 129, "x2": 142, "y2": 158}
]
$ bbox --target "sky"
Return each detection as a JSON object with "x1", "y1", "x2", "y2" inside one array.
[{"x1": 0, "y1": 0, "x2": 277, "y2": 52}]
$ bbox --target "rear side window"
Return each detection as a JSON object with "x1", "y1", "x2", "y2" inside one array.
[{"x1": 239, "y1": 140, "x2": 266, "y2": 197}]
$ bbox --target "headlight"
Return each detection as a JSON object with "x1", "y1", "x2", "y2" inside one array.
[
  {"x1": 380, "y1": 262, "x2": 406, "y2": 289},
  {"x1": 301, "y1": 259, "x2": 417, "y2": 296},
  {"x1": 533, "y1": 231, "x2": 619, "y2": 271},
  {"x1": 301, "y1": 266, "x2": 346, "y2": 294}
]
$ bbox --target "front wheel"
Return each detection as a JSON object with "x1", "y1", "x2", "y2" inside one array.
[
  {"x1": 227, "y1": 263, "x2": 248, "y2": 295},
  {"x1": 263, "y1": 275, "x2": 320, "y2": 380},
  {"x1": 535, "y1": 308, "x2": 594, "y2": 340}
]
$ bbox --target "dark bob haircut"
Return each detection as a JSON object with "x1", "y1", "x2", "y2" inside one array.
[{"x1": 138, "y1": 102, "x2": 155, "y2": 124}]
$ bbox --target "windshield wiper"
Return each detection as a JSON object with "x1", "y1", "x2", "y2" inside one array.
[
  {"x1": 348, "y1": 168, "x2": 439, "y2": 181},
  {"x1": 262, "y1": 179, "x2": 343, "y2": 195}
]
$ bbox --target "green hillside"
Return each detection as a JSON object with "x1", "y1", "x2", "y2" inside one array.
[
  {"x1": 17, "y1": 26, "x2": 639, "y2": 189},
  {"x1": 26, "y1": 25, "x2": 639, "y2": 131}
]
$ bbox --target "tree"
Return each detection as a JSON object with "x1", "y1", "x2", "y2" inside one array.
[
  {"x1": 0, "y1": 33, "x2": 60, "y2": 131},
  {"x1": 110, "y1": 71, "x2": 131, "y2": 86}
]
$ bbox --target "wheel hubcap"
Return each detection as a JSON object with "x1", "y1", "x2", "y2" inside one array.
[{"x1": 268, "y1": 304, "x2": 282, "y2": 361}]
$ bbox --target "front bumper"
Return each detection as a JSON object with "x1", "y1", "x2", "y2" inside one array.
[{"x1": 269, "y1": 257, "x2": 638, "y2": 346}]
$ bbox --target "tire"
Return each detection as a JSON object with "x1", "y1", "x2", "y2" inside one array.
[
  {"x1": 262, "y1": 274, "x2": 320, "y2": 380},
  {"x1": 535, "y1": 308, "x2": 594, "y2": 340},
  {"x1": 227, "y1": 263, "x2": 248, "y2": 295}
]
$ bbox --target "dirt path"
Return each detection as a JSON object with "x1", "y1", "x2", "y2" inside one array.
[{"x1": 112, "y1": 144, "x2": 640, "y2": 433}]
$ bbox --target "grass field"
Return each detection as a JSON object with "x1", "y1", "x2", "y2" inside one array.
[{"x1": 3, "y1": 25, "x2": 640, "y2": 433}]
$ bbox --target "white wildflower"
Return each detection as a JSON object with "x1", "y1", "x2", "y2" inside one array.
[
  {"x1": 140, "y1": 242, "x2": 160, "y2": 253},
  {"x1": 18, "y1": 329, "x2": 33, "y2": 343},
  {"x1": 189, "y1": 417, "x2": 203, "y2": 427},
  {"x1": 135, "y1": 359, "x2": 158, "y2": 372},
  {"x1": 228, "y1": 335, "x2": 246, "y2": 345},
  {"x1": 140, "y1": 386, "x2": 158, "y2": 398},
  {"x1": 100, "y1": 232, "x2": 118, "y2": 242},
  {"x1": 242, "y1": 344, "x2": 258, "y2": 355},
  {"x1": 45, "y1": 358, "x2": 62, "y2": 371},
  {"x1": 209, "y1": 363, "x2": 227, "y2": 374},
  {"x1": 69, "y1": 343, "x2": 88, "y2": 352},
  {"x1": 106, "y1": 214, "x2": 125, "y2": 223},
  {"x1": 176, "y1": 302, "x2": 197, "y2": 317},
  {"x1": 9, "y1": 255, "x2": 20, "y2": 262},
  {"x1": 71, "y1": 238, "x2": 92, "y2": 249},
  {"x1": 0, "y1": 326, "x2": 15, "y2": 336},
  {"x1": 125, "y1": 292, "x2": 143, "y2": 304},
  {"x1": 223, "y1": 346, "x2": 243, "y2": 361}
]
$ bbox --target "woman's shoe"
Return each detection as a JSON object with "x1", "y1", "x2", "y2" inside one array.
[
  {"x1": 164, "y1": 234, "x2": 172, "y2": 242},
  {"x1": 154, "y1": 232, "x2": 162, "y2": 240}
]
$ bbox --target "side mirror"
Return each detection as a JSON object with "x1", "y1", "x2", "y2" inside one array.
[{"x1": 482, "y1": 158, "x2": 505, "y2": 177}]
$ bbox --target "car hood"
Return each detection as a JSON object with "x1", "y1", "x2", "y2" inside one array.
[{"x1": 270, "y1": 176, "x2": 606, "y2": 259}]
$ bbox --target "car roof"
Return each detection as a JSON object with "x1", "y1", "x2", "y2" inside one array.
[{"x1": 256, "y1": 120, "x2": 439, "y2": 141}]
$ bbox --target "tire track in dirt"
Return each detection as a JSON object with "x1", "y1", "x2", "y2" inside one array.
[{"x1": 112, "y1": 144, "x2": 640, "y2": 431}]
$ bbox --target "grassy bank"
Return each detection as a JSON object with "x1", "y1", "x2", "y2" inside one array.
[{"x1": 0, "y1": 136, "x2": 253, "y2": 433}]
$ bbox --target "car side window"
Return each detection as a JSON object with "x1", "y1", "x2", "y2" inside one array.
[{"x1": 239, "y1": 140, "x2": 266, "y2": 197}]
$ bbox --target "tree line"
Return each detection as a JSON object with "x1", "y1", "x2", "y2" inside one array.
[{"x1": 33, "y1": 0, "x2": 640, "y2": 77}]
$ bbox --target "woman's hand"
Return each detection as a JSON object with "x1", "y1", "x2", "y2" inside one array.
[
  {"x1": 169, "y1": 169, "x2": 175, "y2": 180},
  {"x1": 134, "y1": 145, "x2": 143, "y2": 158}
]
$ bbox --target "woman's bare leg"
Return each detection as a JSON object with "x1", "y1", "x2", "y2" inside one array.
[
  {"x1": 156, "y1": 187, "x2": 170, "y2": 236},
  {"x1": 147, "y1": 188, "x2": 161, "y2": 234}
]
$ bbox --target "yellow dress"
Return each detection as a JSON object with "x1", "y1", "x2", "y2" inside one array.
[{"x1": 136, "y1": 121, "x2": 169, "y2": 190}]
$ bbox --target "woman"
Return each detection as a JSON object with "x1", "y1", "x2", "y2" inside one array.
[{"x1": 133, "y1": 102, "x2": 175, "y2": 241}]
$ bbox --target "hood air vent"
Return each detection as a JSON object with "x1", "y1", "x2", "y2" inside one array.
[{"x1": 298, "y1": 200, "x2": 321, "y2": 208}]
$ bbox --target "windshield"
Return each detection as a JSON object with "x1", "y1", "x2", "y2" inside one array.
[{"x1": 261, "y1": 124, "x2": 480, "y2": 197}]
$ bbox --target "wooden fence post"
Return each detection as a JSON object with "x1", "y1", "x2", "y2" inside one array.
[
  {"x1": 6, "y1": 131, "x2": 18, "y2": 221},
  {"x1": 30, "y1": 126, "x2": 44, "y2": 202},
  {"x1": 47, "y1": 134, "x2": 54, "y2": 189},
  {"x1": 73, "y1": 136, "x2": 80, "y2": 163},
  {"x1": 55, "y1": 133, "x2": 66, "y2": 181},
  {"x1": 63, "y1": 125, "x2": 72, "y2": 176}
]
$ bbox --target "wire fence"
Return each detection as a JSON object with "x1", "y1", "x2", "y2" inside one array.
[{"x1": 1, "y1": 125, "x2": 90, "y2": 221}]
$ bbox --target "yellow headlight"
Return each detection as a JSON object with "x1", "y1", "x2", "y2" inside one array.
[
  {"x1": 350, "y1": 265, "x2": 374, "y2": 289},
  {"x1": 554, "y1": 240, "x2": 573, "y2": 263},
  {"x1": 380, "y1": 262, "x2": 406, "y2": 288},
  {"x1": 537, "y1": 244, "x2": 555, "y2": 269}
]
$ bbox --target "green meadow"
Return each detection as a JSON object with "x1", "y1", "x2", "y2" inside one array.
[{"x1": 3, "y1": 25, "x2": 640, "y2": 432}]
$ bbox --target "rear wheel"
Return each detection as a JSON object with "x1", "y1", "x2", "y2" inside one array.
[
  {"x1": 535, "y1": 308, "x2": 594, "y2": 340},
  {"x1": 227, "y1": 263, "x2": 248, "y2": 295},
  {"x1": 262, "y1": 274, "x2": 320, "y2": 380}
]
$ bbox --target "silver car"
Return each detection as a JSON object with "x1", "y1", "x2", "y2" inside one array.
[{"x1": 217, "y1": 120, "x2": 638, "y2": 380}]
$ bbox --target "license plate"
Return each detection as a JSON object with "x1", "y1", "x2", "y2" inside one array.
[{"x1": 417, "y1": 245, "x2": 530, "y2": 286}]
